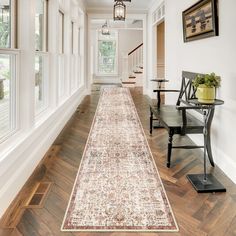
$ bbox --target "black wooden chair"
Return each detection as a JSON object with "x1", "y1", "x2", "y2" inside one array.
[{"x1": 150, "y1": 71, "x2": 215, "y2": 168}]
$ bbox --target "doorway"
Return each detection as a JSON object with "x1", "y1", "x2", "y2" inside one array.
[{"x1": 156, "y1": 21, "x2": 165, "y2": 79}]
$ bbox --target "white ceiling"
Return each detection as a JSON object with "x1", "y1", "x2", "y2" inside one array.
[{"x1": 85, "y1": 0, "x2": 153, "y2": 10}]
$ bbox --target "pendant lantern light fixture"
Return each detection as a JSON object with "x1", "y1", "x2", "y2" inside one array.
[
  {"x1": 113, "y1": 0, "x2": 126, "y2": 21},
  {"x1": 102, "y1": 21, "x2": 110, "y2": 35}
]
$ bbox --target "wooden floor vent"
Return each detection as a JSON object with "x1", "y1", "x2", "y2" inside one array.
[{"x1": 25, "y1": 182, "x2": 52, "y2": 208}]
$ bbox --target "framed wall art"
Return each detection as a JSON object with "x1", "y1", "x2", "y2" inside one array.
[{"x1": 182, "y1": 0, "x2": 219, "y2": 42}]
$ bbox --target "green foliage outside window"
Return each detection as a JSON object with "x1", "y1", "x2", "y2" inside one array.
[{"x1": 98, "y1": 40, "x2": 117, "y2": 74}]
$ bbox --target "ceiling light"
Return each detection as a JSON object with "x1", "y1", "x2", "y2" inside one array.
[
  {"x1": 102, "y1": 21, "x2": 110, "y2": 35},
  {"x1": 114, "y1": 0, "x2": 126, "y2": 21}
]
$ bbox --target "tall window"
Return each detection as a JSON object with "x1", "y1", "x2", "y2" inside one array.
[
  {"x1": 58, "y1": 10, "x2": 64, "y2": 54},
  {"x1": 71, "y1": 21, "x2": 74, "y2": 54},
  {"x1": 35, "y1": 0, "x2": 48, "y2": 115},
  {"x1": 0, "y1": 0, "x2": 17, "y2": 141},
  {"x1": 0, "y1": 0, "x2": 10, "y2": 48},
  {"x1": 58, "y1": 10, "x2": 65, "y2": 99},
  {"x1": 97, "y1": 30, "x2": 118, "y2": 76},
  {"x1": 77, "y1": 27, "x2": 81, "y2": 87}
]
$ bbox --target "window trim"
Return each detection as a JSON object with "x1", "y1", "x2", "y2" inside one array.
[{"x1": 96, "y1": 30, "x2": 118, "y2": 77}]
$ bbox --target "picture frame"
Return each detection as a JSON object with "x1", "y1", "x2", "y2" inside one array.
[{"x1": 182, "y1": 0, "x2": 219, "y2": 42}]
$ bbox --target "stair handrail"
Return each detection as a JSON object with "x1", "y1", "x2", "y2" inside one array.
[{"x1": 128, "y1": 43, "x2": 143, "y2": 56}]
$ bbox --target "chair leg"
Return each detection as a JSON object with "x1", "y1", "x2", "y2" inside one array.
[
  {"x1": 167, "y1": 131, "x2": 174, "y2": 168},
  {"x1": 150, "y1": 108, "x2": 153, "y2": 135},
  {"x1": 206, "y1": 133, "x2": 215, "y2": 167}
]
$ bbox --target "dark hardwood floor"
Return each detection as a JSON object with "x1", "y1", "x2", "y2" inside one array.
[{"x1": 1, "y1": 86, "x2": 236, "y2": 236}]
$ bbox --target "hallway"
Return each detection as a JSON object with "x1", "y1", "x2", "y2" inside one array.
[
  {"x1": 1, "y1": 0, "x2": 236, "y2": 235},
  {"x1": 3, "y1": 86, "x2": 235, "y2": 236}
]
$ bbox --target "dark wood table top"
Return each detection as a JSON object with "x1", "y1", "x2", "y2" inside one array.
[{"x1": 188, "y1": 99, "x2": 224, "y2": 106}]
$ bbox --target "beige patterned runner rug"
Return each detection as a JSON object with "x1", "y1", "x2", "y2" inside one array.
[{"x1": 61, "y1": 88, "x2": 178, "y2": 232}]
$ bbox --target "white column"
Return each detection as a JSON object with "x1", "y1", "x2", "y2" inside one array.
[
  {"x1": 48, "y1": 0, "x2": 59, "y2": 108},
  {"x1": 18, "y1": 0, "x2": 35, "y2": 130}
]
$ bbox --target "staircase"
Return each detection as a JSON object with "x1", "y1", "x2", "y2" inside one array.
[{"x1": 121, "y1": 43, "x2": 143, "y2": 87}]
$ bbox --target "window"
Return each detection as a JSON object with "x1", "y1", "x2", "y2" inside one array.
[
  {"x1": 0, "y1": 0, "x2": 17, "y2": 141},
  {"x1": 78, "y1": 27, "x2": 80, "y2": 55},
  {"x1": 77, "y1": 27, "x2": 81, "y2": 86},
  {"x1": 0, "y1": 53, "x2": 17, "y2": 140},
  {"x1": 71, "y1": 21, "x2": 74, "y2": 54},
  {"x1": 35, "y1": 0, "x2": 48, "y2": 52},
  {"x1": 35, "y1": 55, "x2": 48, "y2": 112},
  {"x1": 97, "y1": 30, "x2": 118, "y2": 76},
  {"x1": 58, "y1": 10, "x2": 65, "y2": 99},
  {"x1": 70, "y1": 21, "x2": 77, "y2": 90},
  {"x1": 0, "y1": 0, "x2": 11, "y2": 48},
  {"x1": 59, "y1": 10, "x2": 64, "y2": 54},
  {"x1": 0, "y1": 0, "x2": 16, "y2": 48},
  {"x1": 35, "y1": 0, "x2": 49, "y2": 115}
]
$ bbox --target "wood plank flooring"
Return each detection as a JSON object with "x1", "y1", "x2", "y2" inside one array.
[{"x1": 1, "y1": 86, "x2": 236, "y2": 235}]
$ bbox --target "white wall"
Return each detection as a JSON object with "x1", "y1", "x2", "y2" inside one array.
[
  {"x1": 91, "y1": 29, "x2": 143, "y2": 83},
  {"x1": 0, "y1": 0, "x2": 88, "y2": 218},
  {"x1": 147, "y1": 0, "x2": 236, "y2": 183}
]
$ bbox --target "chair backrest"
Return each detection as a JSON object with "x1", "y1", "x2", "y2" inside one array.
[{"x1": 176, "y1": 71, "x2": 204, "y2": 106}]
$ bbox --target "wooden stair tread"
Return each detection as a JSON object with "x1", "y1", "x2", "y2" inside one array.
[
  {"x1": 122, "y1": 81, "x2": 136, "y2": 84},
  {"x1": 134, "y1": 71, "x2": 143, "y2": 74}
]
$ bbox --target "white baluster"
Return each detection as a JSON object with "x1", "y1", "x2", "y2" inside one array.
[
  {"x1": 132, "y1": 54, "x2": 134, "y2": 74},
  {"x1": 141, "y1": 46, "x2": 143, "y2": 67}
]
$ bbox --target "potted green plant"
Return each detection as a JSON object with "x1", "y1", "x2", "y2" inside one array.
[{"x1": 192, "y1": 72, "x2": 221, "y2": 103}]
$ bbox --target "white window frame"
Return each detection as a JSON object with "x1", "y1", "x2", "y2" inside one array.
[{"x1": 96, "y1": 30, "x2": 118, "y2": 77}]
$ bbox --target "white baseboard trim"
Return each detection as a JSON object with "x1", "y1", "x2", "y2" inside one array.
[
  {"x1": 188, "y1": 134, "x2": 236, "y2": 184},
  {"x1": 0, "y1": 88, "x2": 87, "y2": 218}
]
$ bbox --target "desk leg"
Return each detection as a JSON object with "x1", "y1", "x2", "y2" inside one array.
[
  {"x1": 157, "y1": 91, "x2": 161, "y2": 109},
  {"x1": 150, "y1": 108, "x2": 153, "y2": 135}
]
